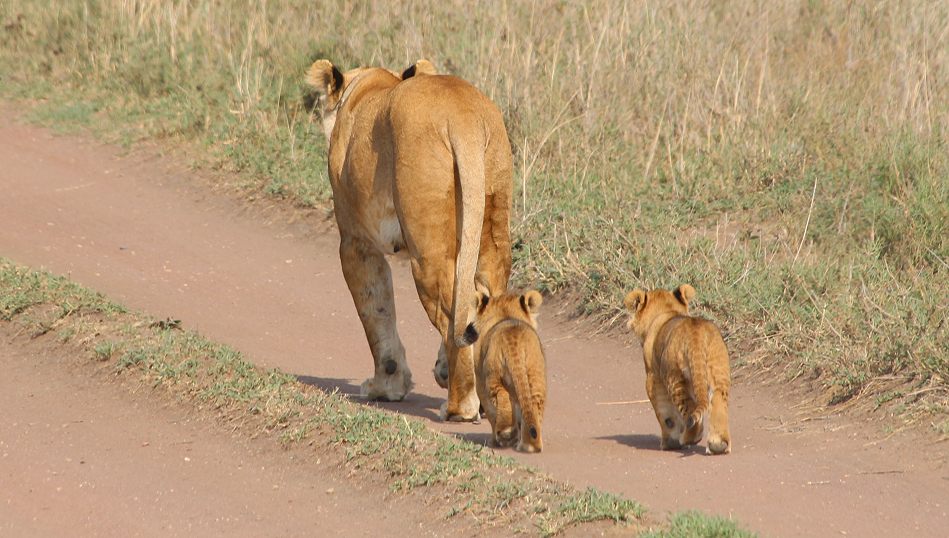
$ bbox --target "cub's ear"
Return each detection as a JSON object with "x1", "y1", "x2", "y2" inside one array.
[
  {"x1": 673, "y1": 284, "x2": 696, "y2": 307},
  {"x1": 305, "y1": 59, "x2": 344, "y2": 95},
  {"x1": 520, "y1": 290, "x2": 543, "y2": 315},
  {"x1": 401, "y1": 58, "x2": 437, "y2": 80},
  {"x1": 623, "y1": 289, "x2": 646, "y2": 313},
  {"x1": 475, "y1": 282, "x2": 491, "y2": 314}
]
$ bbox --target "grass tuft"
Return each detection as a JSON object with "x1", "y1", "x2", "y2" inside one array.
[
  {"x1": 642, "y1": 510, "x2": 757, "y2": 538},
  {"x1": 555, "y1": 487, "x2": 645, "y2": 525}
]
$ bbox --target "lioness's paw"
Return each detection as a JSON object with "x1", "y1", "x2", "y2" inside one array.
[{"x1": 360, "y1": 375, "x2": 410, "y2": 402}]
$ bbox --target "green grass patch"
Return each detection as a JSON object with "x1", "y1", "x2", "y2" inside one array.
[
  {"x1": 642, "y1": 511, "x2": 757, "y2": 538},
  {"x1": 553, "y1": 487, "x2": 645, "y2": 526},
  {"x1": 1, "y1": 0, "x2": 945, "y2": 423}
]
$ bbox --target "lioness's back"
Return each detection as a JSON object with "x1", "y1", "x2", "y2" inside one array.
[
  {"x1": 387, "y1": 75, "x2": 510, "y2": 158},
  {"x1": 389, "y1": 74, "x2": 500, "y2": 118}
]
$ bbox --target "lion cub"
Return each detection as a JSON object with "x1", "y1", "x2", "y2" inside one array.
[
  {"x1": 472, "y1": 289, "x2": 547, "y2": 453},
  {"x1": 624, "y1": 284, "x2": 731, "y2": 455}
]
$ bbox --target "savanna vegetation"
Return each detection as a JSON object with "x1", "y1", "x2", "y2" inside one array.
[{"x1": 0, "y1": 0, "x2": 945, "y2": 426}]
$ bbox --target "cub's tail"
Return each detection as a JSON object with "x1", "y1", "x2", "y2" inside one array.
[
  {"x1": 664, "y1": 334, "x2": 710, "y2": 430},
  {"x1": 507, "y1": 329, "x2": 544, "y2": 452},
  {"x1": 686, "y1": 342, "x2": 711, "y2": 429}
]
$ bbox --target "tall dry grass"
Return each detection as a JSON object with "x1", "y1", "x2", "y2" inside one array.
[{"x1": 1, "y1": 0, "x2": 946, "y2": 422}]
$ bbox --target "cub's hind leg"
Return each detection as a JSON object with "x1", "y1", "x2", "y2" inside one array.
[
  {"x1": 706, "y1": 384, "x2": 731, "y2": 454},
  {"x1": 489, "y1": 385, "x2": 516, "y2": 447},
  {"x1": 705, "y1": 339, "x2": 732, "y2": 455},
  {"x1": 647, "y1": 374, "x2": 684, "y2": 450},
  {"x1": 339, "y1": 234, "x2": 412, "y2": 401},
  {"x1": 476, "y1": 355, "x2": 515, "y2": 446}
]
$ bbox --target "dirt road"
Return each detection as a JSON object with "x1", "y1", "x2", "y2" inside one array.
[
  {"x1": 1, "y1": 111, "x2": 946, "y2": 537},
  {"x1": 0, "y1": 328, "x2": 479, "y2": 537}
]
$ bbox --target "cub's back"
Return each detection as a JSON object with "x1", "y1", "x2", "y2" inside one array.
[{"x1": 663, "y1": 316, "x2": 729, "y2": 373}]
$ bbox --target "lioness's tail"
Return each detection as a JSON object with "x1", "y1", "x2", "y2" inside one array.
[{"x1": 449, "y1": 121, "x2": 487, "y2": 348}]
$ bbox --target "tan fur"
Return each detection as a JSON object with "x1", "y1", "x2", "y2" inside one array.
[
  {"x1": 473, "y1": 289, "x2": 546, "y2": 452},
  {"x1": 624, "y1": 284, "x2": 731, "y2": 455},
  {"x1": 306, "y1": 59, "x2": 512, "y2": 419}
]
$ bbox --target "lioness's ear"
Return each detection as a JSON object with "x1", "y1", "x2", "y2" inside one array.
[
  {"x1": 624, "y1": 290, "x2": 646, "y2": 313},
  {"x1": 673, "y1": 284, "x2": 696, "y2": 307},
  {"x1": 520, "y1": 290, "x2": 543, "y2": 315},
  {"x1": 306, "y1": 59, "x2": 344, "y2": 95},
  {"x1": 401, "y1": 59, "x2": 437, "y2": 80}
]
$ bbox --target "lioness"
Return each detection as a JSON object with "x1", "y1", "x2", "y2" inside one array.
[
  {"x1": 473, "y1": 288, "x2": 546, "y2": 453},
  {"x1": 624, "y1": 284, "x2": 731, "y2": 455},
  {"x1": 306, "y1": 59, "x2": 513, "y2": 421}
]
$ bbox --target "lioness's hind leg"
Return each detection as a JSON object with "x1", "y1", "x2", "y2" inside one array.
[
  {"x1": 475, "y1": 191, "x2": 513, "y2": 296},
  {"x1": 437, "y1": 343, "x2": 479, "y2": 421},
  {"x1": 339, "y1": 235, "x2": 413, "y2": 402},
  {"x1": 409, "y1": 257, "x2": 479, "y2": 421}
]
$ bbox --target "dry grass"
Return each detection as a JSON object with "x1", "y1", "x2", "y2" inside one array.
[{"x1": 0, "y1": 0, "x2": 946, "y2": 425}]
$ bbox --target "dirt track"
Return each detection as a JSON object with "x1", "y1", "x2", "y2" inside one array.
[
  {"x1": 0, "y1": 332, "x2": 475, "y2": 537},
  {"x1": 1, "y1": 110, "x2": 947, "y2": 537}
]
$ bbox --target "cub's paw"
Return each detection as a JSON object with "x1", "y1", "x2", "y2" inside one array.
[
  {"x1": 439, "y1": 401, "x2": 480, "y2": 423},
  {"x1": 706, "y1": 435, "x2": 731, "y2": 455},
  {"x1": 493, "y1": 427, "x2": 516, "y2": 448},
  {"x1": 432, "y1": 345, "x2": 449, "y2": 389}
]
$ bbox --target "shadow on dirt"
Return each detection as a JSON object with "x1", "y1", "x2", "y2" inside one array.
[
  {"x1": 597, "y1": 434, "x2": 707, "y2": 457},
  {"x1": 295, "y1": 375, "x2": 362, "y2": 396},
  {"x1": 294, "y1": 374, "x2": 445, "y2": 422},
  {"x1": 449, "y1": 431, "x2": 493, "y2": 447}
]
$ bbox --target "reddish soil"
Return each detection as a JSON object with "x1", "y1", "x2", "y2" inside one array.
[
  {"x1": 1, "y1": 110, "x2": 946, "y2": 537},
  {"x1": 0, "y1": 330, "x2": 481, "y2": 537}
]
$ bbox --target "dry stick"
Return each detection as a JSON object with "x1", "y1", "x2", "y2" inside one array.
[
  {"x1": 794, "y1": 158, "x2": 817, "y2": 264},
  {"x1": 519, "y1": 99, "x2": 581, "y2": 217},
  {"x1": 707, "y1": 57, "x2": 727, "y2": 153},
  {"x1": 643, "y1": 96, "x2": 669, "y2": 182},
  {"x1": 927, "y1": 248, "x2": 949, "y2": 271},
  {"x1": 858, "y1": 470, "x2": 905, "y2": 475}
]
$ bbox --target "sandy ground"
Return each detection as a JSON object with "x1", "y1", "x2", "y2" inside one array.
[
  {"x1": 0, "y1": 109, "x2": 946, "y2": 537},
  {"x1": 0, "y1": 329, "x2": 479, "y2": 537}
]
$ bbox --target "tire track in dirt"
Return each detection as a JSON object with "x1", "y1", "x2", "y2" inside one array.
[{"x1": 1, "y1": 111, "x2": 946, "y2": 537}]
